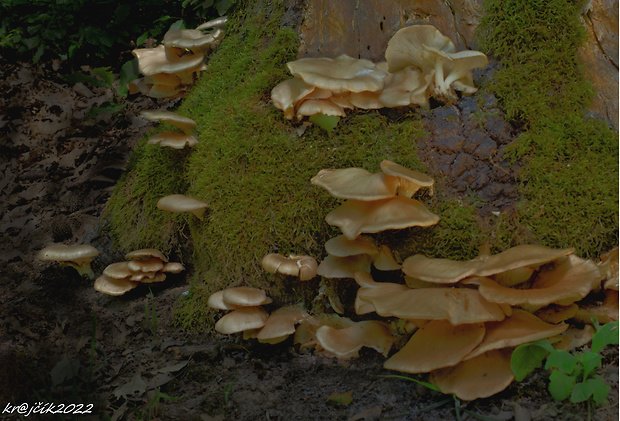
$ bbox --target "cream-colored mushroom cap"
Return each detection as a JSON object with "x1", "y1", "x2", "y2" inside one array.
[
  {"x1": 271, "y1": 78, "x2": 315, "y2": 120},
  {"x1": 385, "y1": 25, "x2": 456, "y2": 73},
  {"x1": 466, "y1": 255, "x2": 602, "y2": 308},
  {"x1": 295, "y1": 99, "x2": 346, "y2": 118},
  {"x1": 261, "y1": 253, "x2": 318, "y2": 281},
  {"x1": 157, "y1": 194, "x2": 209, "y2": 219},
  {"x1": 325, "y1": 197, "x2": 440, "y2": 240},
  {"x1": 474, "y1": 244, "x2": 575, "y2": 277},
  {"x1": 464, "y1": 310, "x2": 568, "y2": 360},
  {"x1": 315, "y1": 320, "x2": 394, "y2": 359},
  {"x1": 441, "y1": 50, "x2": 488, "y2": 89},
  {"x1": 430, "y1": 349, "x2": 515, "y2": 401},
  {"x1": 148, "y1": 132, "x2": 198, "y2": 149},
  {"x1": 380, "y1": 160, "x2": 435, "y2": 198},
  {"x1": 140, "y1": 110, "x2": 197, "y2": 134},
  {"x1": 127, "y1": 257, "x2": 164, "y2": 274},
  {"x1": 288, "y1": 54, "x2": 388, "y2": 93},
  {"x1": 214, "y1": 307, "x2": 269, "y2": 334},
  {"x1": 94, "y1": 275, "x2": 138, "y2": 296},
  {"x1": 317, "y1": 254, "x2": 372, "y2": 279},
  {"x1": 38, "y1": 244, "x2": 100, "y2": 279},
  {"x1": 256, "y1": 304, "x2": 310, "y2": 344},
  {"x1": 125, "y1": 248, "x2": 168, "y2": 262},
  {"x1": 384, "y1": 320, "x2": 485, "y2": 373},
  {"x1": 402, "y1": 254, "x2": 483, "y2": 284},
  {"x1": 324, "y1": 235, "x2": 378, "y2": 257},
  {"x1": 311, "y1": 167, "x2": 398, "y2": 201},
  {"x1": 102, "y1": 262, "x2": 133, "y2": 280},
  {"x1": 373, "y1": 245, "x2": 401, "y2": 271},
  {"x1": 196, "y1": 16, "x2": 228, "y2": 31},
  {"x1": 378, "y1": 66, "x2": 430, "y2": 108},
  {"x1": 163, "y1": 29, "x2": 218, "y2": 51},
  {"x1": 222, "y1": 286, "x2": 272, "y2": 307},
  {"x1": 162, "y1": 262, "x2": 185, "y2": 273},
  {"x1": 133, "y1": 44, "x2": 205, "y2": 76}
]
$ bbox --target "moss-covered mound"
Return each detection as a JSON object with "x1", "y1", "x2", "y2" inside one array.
[{"x1": 105, "y1": 0, "x2": 617, "y2": 330}]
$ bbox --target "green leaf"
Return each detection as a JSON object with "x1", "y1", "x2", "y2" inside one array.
[
  {"x1": 118, "y1": 58, "x2": 140, "y2": 97},
  {"x1": 580, "y1": 351, "x2": 602, "y2": 381},
  {"x1": 570, "y1": 377, "x2": 610, "y2": 405},
  {"x1": 544, "y1": 350, "x2": 578, "y2": 375},
  {"x1": 548, "y1": 370, "x2": 576, "y2": 401},
  {"x1": 309, "y1": 114, "x2": 340, "y2": 132},
  {"x1": 87, "y1": 101, "x2": 127, "y2": 119},
  {"x1": 592, "y1": 321, "x2": 619, "y2": 353},
  {"x1": 92, "y1": 67, "x2": 115, "y2": 87},
  {"x1": 136, "y1": 31, "x2": 149, "y2": 46},
  {"x1": 511, "y1": 340, "x2": 553, "y2": 381}
]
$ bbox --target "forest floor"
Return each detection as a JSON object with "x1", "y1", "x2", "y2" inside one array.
[{"x1": 0, "y1": 58, "x2": 618, "y2": 421}]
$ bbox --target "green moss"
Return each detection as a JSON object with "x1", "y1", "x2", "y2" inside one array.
[{"x1": 478, "y1": 0, "x2": 619, "y2": 258}]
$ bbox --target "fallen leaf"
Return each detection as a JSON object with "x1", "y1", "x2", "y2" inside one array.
[{"x1": 327, "y1": 390, "x2": 353, "y2": 405}]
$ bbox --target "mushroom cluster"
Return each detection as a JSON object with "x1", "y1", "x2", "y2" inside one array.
[
  {"x1": 94, "y1": 248, "x2": 184, "y2": 296},
  {"x1": 129, "y1": 17, "x2": 227, "y2": 98},
  {"x1": 141, "y1": 110, "x2": 199, "y2": 149},
  {"x1": 261, "y1": 253, "x2": 318, "y2": 281},
  {"x1": 271, "y1": 25, "x2": 487, "y2": 123},
  {"x1": 353, "y1": 244, "x2": 617, "y2": 400},
  {"x1": 37, "y1": 243, "x2": 100, "y2": 279}
]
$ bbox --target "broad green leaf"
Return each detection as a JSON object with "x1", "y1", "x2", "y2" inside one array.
[
  {"x1": 580, "y1": 351, "x2": 602, "y2": 381},
  {"x1": 544, "y1": 350, "x2": 578, "y2": 375},
  {"x1": 592, "y1": 321, "x2": 619, "y2": 353},
  {"x1": 511, "y1": 340, "x2": 553, "y2": 381},
  {"x1": 92, "y1": 67, "x2": 115, "y2": 87},
  {"x1": 570, "y1": 377, "x2": 610, "y2": 405},
  {"x1": 136, "y1": 31, "x2": 149, "y2": 47},
  {"x1": 548, "y1": 370, "x2": 575, "y2": 401},
  {"x1": 118, "y1": 58, "x2": 140, "y2": 97},
  {"x1": 309, "y1": 114, "x2": 340, "y2": 132}
]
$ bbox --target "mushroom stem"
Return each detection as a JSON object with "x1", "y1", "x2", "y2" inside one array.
[{"x1": 433, "y1": 58, "x2": 448, "y2": 97}]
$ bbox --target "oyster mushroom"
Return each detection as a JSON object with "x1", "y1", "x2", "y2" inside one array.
[
  {"x1": 261, "y1": 253, "x2": 318, "y2": 281},
  {"x1": 37, "y1": 244, "x2": 100, "y2": 279},
  {"x1": 157, "y1": 194, "x2": 209, "y2": 219}
]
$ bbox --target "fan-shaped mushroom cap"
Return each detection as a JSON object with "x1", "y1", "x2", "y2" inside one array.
[
  {"x1": 140, "y1": 110, "x2": 197, "y2": 134},
  {"x1": 317, "y1": 254, "x2": 372, "y2": 279},
  {"x1": 442, "y1": 50, "x2": 488, "y2": 88},
  {"x1": 157, "y1": 194, "x2": 209, "y2": 219},
  {"x1": 385, "y1": 25, "x2": 456, "y2": 74},
  {"x1": 348, "y1": 90, "x2": 384, "y2": 109},
  {"x1": 127, "y1": 257, "x2": 164, "y2": 273},
  {"x1": 430, "y1": 348, "x2": 515, "y2": 401},
  {"x1": 295, "y1": 99, "x2": 346, "y2": 117},
  {"x1": 474, "y1": 245, "x2": 575, "y2": 277},
  {"x1": 125, "y1": 248, "x2": 168, "y2": 262},
  {"x1": 464, "y1": 310, "x2": 568, "y2": 360},
  {"x1": 325, "y1": 235, "x2": 378, "y2": 257},
  {"x1": 162, "y1": 262, "x2": 185, "y2": 273},
  {"x1": 256, "y1": 304, "x2": 311, "y2": 344},
  {"x1": 492, "y1": 266, "x2": 535, "y2": 287},
  {"x1": 261, "y1": 253, "x2": 318, "y2": 281},
  {"x1": 196, "y1": 16, "x2": 228, "y2": 31},
  {"x1": 103, "y1": 262, "x2": 133, "y2": 280},
  {"x1": 553, "y1": 325, "x2": 596, "y2": 351},
  {"x1": 148, "y1": 132, "x2": 198, "y2": 149},
  {"x1": 401, "y1": 254, "x2": 484, "y2": 284},
  {"x1": 600, "y1": 247, "x2": 619, "y2": 290},
  {"x1": 373, "y1": 245, "x2": 402, "y2": 271},
  {"x1": 358, "y1": 282, "x2": 506, "y2": 324},
  {"x1": 571, "y1": 289, "x2": 619, "y2": 324},
  {"x1": 223, "y1": 286, "x2": 272, "y2": 307},
  {"x1": 378, "y1": 66, "x2": 430, "y2": 108},
  {"x1": 534, "y1": 304, "x2": 579, "y2": 324},
  {"x1": 326, "y1": 197, "x2": 439, "y2": 240},
  {"x1": 271, "y1": 78, "x2": 315, "y2": 120},
  {"x1": 354, "y1": 271, "x2": 411, "y2": 314},
  {"x1": 380, "y1": 160, "x2": 435, "y2": 198},
  {"x1": 315, "y1": 320, "x2": 394, "y2": 359},
  {"x1": 163, "y1": 29, "x2": 219, "y2": 52},
  {"x1": 94, "y1": 275, "x2": 138, "y2": 296},
  {"x1": 37, "y1": 244, "x2": 100, "y2": 279},
  {"x1": 214, "y1": 307, "x2": 269, "y2": 334},
  {"x1": 133, "y1": 272, "x2": 167, "y2": 284},
  {"x1": 384, "y1": 320, "x2": 485, "y2": 373},
  {"x1": 288, "y1": 54, "x2": 387, "y2": 93},
  {"x1": 311, "y1": 167, "x2": 398, "y2": 201},
  {"x1": 466, "y1": 255, "x2": 603, "y2": 308},
  {"x1": 133, "y1": 44, "x2": 205, "y2": 76}
]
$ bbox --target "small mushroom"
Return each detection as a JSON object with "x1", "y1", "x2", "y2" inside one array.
[
  {"x1": 311, "y1": 167, "x2": 398, "y2": 201},
  {"x1": 147, "y1": 132, "x2": 198, "y2": 149},
  {"x1": 94, "y1": 275, "x2": 138, "y2": 296},
  {"x1": 37, "y1": 244, "x2": 100, "y2": 279},
  {"x1": 256, "y1": 304, "x2": 311, "y2": 344},
  {"x1": 261, "y1": 253, "x2": 318, "y2": 281},
  {"x1": 157, "y1": 194, "x2": 209, "y2": 219},
  {"x1": 315, "y1": 320, "x2": 394, "y2": 359},
  {"x1": 214, "y1": 307, "x2": 269, "y2": 334},
  {"x1": 140, "y1": 110, "x2": 197, "y2": 135}
]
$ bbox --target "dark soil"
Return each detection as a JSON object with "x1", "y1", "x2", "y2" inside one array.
[{"x1": 0, "y1": 58, "x2": 617, "y2": 421}]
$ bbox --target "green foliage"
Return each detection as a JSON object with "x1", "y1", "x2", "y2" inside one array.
[
  {"x1": 309, "y1": 114, "x2": 340, "y2": 132},
  {"x1": 0, "y1": 0, "x2": 223, "y2": 64},
  {"x1": 510, "y1": 321, "x2": 619, "y2": 406},
  {"x1": 477, "y1": 0, "x2": 619, "y2": 258}
]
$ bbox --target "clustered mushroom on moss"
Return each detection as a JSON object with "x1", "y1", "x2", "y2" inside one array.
[
  {"x1": 141, "y1": 109, "x2": 199, "y2": 149},
  {"x1": 94, "y1": 248, "x2": 184, "y2": 296},
  {"x1": 271, "y1": 25, "x2": 488, "y2": 125},
  {"x1": 206, "y1": 161, "x2": 618, "y2": 401},
  {"x1": 129, "y1": 16, "x2": 227, "y2": 99}
]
